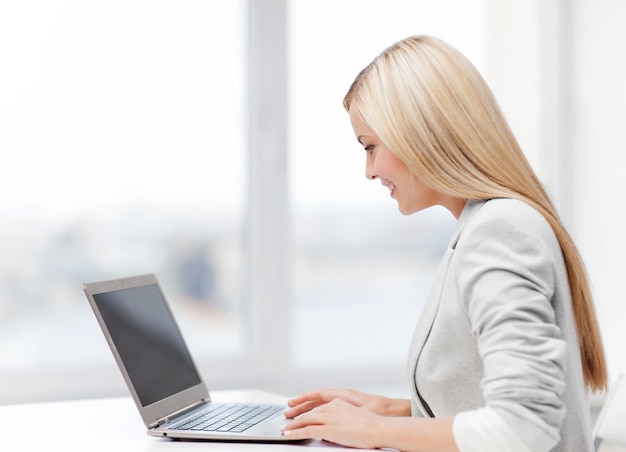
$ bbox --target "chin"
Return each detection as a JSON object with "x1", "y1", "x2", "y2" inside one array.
[
  {"x1": 397, "y1": 203, "x2": 424, "y2": 216},
  {"x1": 397, "y1": 206, "x2": 415, "y2": 216}
]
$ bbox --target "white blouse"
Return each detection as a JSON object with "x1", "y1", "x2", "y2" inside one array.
[{"x1": 453, "y1": 406, "x2": 533, "y2": 452}]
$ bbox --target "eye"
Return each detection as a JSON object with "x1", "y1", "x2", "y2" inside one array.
[{"x1": 364, "y1": 145, "x2": 374, "y2": 154}]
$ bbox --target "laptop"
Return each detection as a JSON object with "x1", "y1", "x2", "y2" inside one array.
[{"x1": 83, "y1": 273, "x2": 295, "y2": 442}]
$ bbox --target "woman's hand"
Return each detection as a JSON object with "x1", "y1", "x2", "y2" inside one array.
[
  {"x1": 282, "y1": 390, "x2": 458, "y2": 452},
  {"x1": 282, "y1": 397, "x2": 386, "y2": 449},
  {"x1": 284, "y1": 388, "x2": 410, "y2": 419}
]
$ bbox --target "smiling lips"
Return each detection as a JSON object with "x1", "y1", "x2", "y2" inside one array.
[{"x1": 382, "y1": 181, "x2": 396, "y2": 197}]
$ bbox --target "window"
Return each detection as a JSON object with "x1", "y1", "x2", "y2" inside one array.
[{"x1": 0, "y1": 0, "x2": 246, "y2": 402}]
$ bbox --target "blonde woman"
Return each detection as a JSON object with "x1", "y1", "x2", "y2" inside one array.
[{"x1": 281, "y1": 35, "x2": 607, "y2": 452}]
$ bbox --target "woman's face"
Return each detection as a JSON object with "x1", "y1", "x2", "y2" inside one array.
[{"x1": 349, "y1": 108, "x2": 455, "y2": 216}]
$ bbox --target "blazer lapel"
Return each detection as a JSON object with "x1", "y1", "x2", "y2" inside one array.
[
  {"x1": 406, "y1": 199, "x2": 485, "y2": 415},
  {"x1": 406, "y1": 247, "x2": 453, "y2": 415}
]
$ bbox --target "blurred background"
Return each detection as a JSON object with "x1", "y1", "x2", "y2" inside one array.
[{"x1": 0, "y1": 0, "x2": 624, "y2": 409}]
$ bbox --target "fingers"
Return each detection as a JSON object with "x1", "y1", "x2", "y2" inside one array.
[
  {"x1": 293, "y1": 388, "x2": 364, "y2": 407},
  {"x1": 284, "y1": 389, "x2": 343, "y2": 418},
  {"x1": 282, "y1": 415, "x2": 312, "y2": 439},
  {"x1": 282, "y1": 424, "x2": 323, "y2": 440},
  {"x1": 287, "y1": 389, "x2": 338, "y2": 407},
  {"x1": 281, "y1": 406, "x2": 328, "y2": 439},
  {"x1": 284, "y1": 400, "x2": 323, "y2": 418},
  {"x1": 281, "y1": 400, "x2": 375, "y2": 448},
  {"x1": 282, "y1": 412, "x2": 318, "y2": 431}
]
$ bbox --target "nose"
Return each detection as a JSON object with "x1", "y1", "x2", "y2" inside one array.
[{"x1": 365, "y1": 157, "x2": 377, "y2": 180}]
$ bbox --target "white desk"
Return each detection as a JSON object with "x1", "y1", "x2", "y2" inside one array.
[{"x1": 0, "y1": 389, "x2": 373, "y2": 452}]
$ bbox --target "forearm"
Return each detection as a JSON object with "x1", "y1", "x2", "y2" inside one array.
[{"x1": 372, "y1": 416, "x2": 458, "y2": 452}]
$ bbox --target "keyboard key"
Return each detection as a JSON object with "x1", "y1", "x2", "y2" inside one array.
[{"x1": 168, "y1": 403, "x2": 283, "y2": 433}]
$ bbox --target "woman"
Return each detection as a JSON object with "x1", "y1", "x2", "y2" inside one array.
[{"x1": 281, "y1": 35, "x2": 607, "y2": 451}]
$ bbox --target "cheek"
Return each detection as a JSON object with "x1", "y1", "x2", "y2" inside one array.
[
  {"x1": 375, "y1": 150, "x2": 405, "y2": 177},
  {"x1": 400, "y1": 173, "x2": 437, "y2": 204}
]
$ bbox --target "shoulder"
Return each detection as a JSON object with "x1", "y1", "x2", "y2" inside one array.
[
  {"x1": 460, "y1": 198, "x2": 557, "y2": 249},
  {"x1": 452, "y1": 198, "x2": 564, "y2": 286}
]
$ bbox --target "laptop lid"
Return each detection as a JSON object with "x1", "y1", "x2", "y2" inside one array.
[{"x1": 84, "y1": 274, "x2": 210, "y2": 428}]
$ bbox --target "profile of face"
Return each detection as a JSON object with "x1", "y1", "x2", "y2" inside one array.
[{"x1": 350, "y1": 108, "x2": 444, "y2": 216}]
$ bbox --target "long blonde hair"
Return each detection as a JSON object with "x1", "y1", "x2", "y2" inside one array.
[{"x1": 344, "y1": 35, "x2": 607, "y2": 392}]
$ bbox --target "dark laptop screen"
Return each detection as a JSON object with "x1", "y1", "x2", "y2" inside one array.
[{"x1": 93, "y1": 284, "x2": 202, "y2": 407}]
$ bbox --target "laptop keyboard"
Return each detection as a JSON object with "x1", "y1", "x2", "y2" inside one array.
[{"x1": 169, "y1": 403, "x2": 284, "y2": 433}]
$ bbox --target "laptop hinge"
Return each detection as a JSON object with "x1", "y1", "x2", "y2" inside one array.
[{"x1": 151, "y1": 399, "x2": 209, "y2": 429}]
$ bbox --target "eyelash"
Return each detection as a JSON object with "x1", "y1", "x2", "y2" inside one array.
[{"x1": 364, "y1": 145, "x2": 374, "y2": 153}]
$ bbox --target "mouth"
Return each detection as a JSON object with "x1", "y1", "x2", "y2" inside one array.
[{"x1": 382, "y1": 181, "x2": 396, "y2": 197}]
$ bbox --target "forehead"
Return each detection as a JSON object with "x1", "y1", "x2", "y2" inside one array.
[{"x1": 349, "y1": 108, "x2": 375, "y2": 139}]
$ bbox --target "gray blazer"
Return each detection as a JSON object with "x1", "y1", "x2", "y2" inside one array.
[{"x1": 407, "y1": 198, "x2": 593, "y2": 451}]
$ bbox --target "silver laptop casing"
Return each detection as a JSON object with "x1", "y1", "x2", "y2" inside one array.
[{"x1": 84, "y1": 274, "x2": 293, "y2": 441}]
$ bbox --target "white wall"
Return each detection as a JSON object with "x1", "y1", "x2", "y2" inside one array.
[{"x1": 570, "y1": 0, "x2": 626, "y2": 380}]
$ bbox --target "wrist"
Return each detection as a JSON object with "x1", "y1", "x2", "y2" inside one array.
[
  {"x1": 384, "y1": 397, "x2": 412, "y2": 416},
  {"x1": 369, "y1": 414, "x2": 393, "y2": 449}
]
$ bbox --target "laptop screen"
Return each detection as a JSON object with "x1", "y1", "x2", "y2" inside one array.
[{"x1": 93, "y1": 283, "x2": 202, "y2": 407}]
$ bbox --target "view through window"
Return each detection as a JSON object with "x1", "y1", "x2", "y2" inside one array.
[{"x1": 0, "y1": 0, "x2": 246, "y2": 398}]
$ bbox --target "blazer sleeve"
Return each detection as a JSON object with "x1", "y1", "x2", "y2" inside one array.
[{"x1": 452, "y1": 203, "x2": 568, "y2": 451}]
